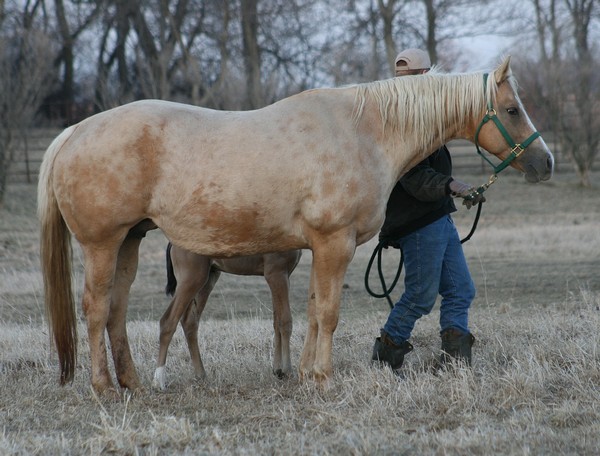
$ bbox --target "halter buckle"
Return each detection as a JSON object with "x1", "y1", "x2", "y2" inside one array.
[{"x1": 510, "y1": 144, "x2": 525, "y2": 158}]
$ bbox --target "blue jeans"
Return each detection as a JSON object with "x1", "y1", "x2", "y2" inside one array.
[{"x1": 382, "y1": 215, "x2": 475, "y2": 344}]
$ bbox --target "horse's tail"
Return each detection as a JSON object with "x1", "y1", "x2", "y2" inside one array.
[
  {"x1": 165, "y1": 242, "x2": 178, "y2": 296},
  {"x1": 37, "y1": 126, "x2": 78, "y2": 385}
]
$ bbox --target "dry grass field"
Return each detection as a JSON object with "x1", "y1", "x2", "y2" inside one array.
[{"x1": 1, "y1": 165, "x2": 599, "y2": 455}]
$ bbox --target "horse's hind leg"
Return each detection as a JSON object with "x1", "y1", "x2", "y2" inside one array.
[
  {"x1": 107, "y1": 236, "x2": 143, "y2": 392},
  {"x1": 81, "y1": 242, "x2": 123, "y2": 395},
  {"x1": 264, "y1": 268, "x2": 293, "y2": 378},
  {"x1": 181, "y1": 269, "x2": 219, "y2": 381}
]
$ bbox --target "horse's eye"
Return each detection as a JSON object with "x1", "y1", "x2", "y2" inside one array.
[{"x1": 507, "y1": 107, "x2": 519, "y2": 116}]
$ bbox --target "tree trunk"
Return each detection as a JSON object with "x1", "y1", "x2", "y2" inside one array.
[
  {"x1": 241, "y1": 0, "x2": 263, "y2": 109},
  {"x1": 378, "y1": 0, "x2": 398, "y2": 73},
  {"x1": 54, "y1": 0, "x2": 75, "y2": 124},
  {"x1": 0, "y1": 142, "x2": 9, "y2": 209},
  {"x1": 422, "y1": 0, "x2": 438, "y2": 64}
]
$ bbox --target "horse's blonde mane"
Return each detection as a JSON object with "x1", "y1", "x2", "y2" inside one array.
[{"x1": 352, "y1": 70, "x2": 506, "y2": 151}]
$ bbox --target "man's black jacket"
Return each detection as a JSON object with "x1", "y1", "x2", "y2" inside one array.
[{"x1": 379, "y1": 146, "x2": 456, "y2": 244}]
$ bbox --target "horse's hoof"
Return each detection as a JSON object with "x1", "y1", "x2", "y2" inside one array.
[
  {"x1": 274, "y1": 369, "x2": 287, "y2": 379},
  {"x1": 153, "y1": 366, "x2": 167, "y2": 391},
  {"x1": 193, "y1": 370, "x2": 207, "y2": 383},
  {"x1": 312, "y1": 368, "x2": 332, "y2": 390},
  {"x1": 92, "y1": 378, "x2": 120, "y2": 398},
  {"x1": 298, "y1": 368, "x2": 312, "y2": 382},
  {"x1": 121, "y1": 386, "x2": 146, "y2": 401},
  {"x1": 119, "y1": 379, "x2": 143, "y2": 392},
  {"x1": 91, "y1": 386, "x2": 121, "y2": 402}
]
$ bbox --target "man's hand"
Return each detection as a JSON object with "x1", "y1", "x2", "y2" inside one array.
[
  {"x1": 448, "y1": 179, "x2": 474, "y2": 197},
  {"x1": 449, "y1": 179, "x2": 486, "y2": 209},
  {"x1": 462, "y1": 192, "x2": 486, "y2": 209}
]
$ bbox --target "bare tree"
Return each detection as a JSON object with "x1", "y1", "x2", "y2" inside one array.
[
  {"x1": 0, "y1": 16, "x2": 57, "y2": 204},
  {"x1": 321, "y1": 0, "x2": 412, "y2": 83},
  {"x1": 333, "y1": 0, "x2": 514, "y2": 83},
  {"x1": 92, "y1": 0, "x2": 245, "y2": 110},
  {"x1": 47, "y1": 0, "x2": 102, "y2": 123},
  {"x1": 94, "y1": 0, "x2": 137, "y2": 110},
  {"x1": 193, "y1": 1, "x2": 237, "y2": 109},
  {"x1": 519, "y1": 0, "x2": 599, "y2": 186},
  {"x1": 130, "y1": 0, "x2": 190, "y2": 99},
  {"x1": 93, "y1": 1, "x2": 243, "y2": 110},
  {"x1": 237, "y1": 0, "x2": 329, "y2": 107},
  {"x1": 562, "y1": 0, "x2": 599, "y2": 186},
  {"x1": 378, "y1": 0, "x2": 402, "y2": 71},
  {"x1": 240, "y1": 0, "x2": 262, "y2": 108}
]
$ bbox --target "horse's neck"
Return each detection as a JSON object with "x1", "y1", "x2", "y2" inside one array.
[
  {"x1": 375, "y1": 115, "x2": 462, "y2": 185},
  {"x1": 372, "y1": 78, "x2": 481, "y2": 181}
]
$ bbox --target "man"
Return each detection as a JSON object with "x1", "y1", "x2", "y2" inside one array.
[{"x1": 372, "y1": 48, "x2": 484, "y2": 372}]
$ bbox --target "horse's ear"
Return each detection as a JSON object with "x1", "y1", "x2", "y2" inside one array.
[{"x1": 494, "y1": 56, "x2": 512, "y2": 84}]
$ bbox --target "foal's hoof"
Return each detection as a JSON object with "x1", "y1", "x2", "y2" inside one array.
[
  {"x1": 274, "y1": 369, "x2": 288, "y2": 379},
  {"x1": 152, "y1": 366, "x2": 167, "y2": 391}
]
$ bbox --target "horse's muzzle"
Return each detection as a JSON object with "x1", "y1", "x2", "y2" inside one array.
[{"x1": 524, "y1": 154, "x2": 554, "y2": 183}]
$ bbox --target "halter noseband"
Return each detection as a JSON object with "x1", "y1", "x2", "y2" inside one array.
[{"x1": 474, "y1": 73, "x2": 541, "y2": 175}]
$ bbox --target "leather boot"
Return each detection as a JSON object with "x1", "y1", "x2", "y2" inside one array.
[
  {"x1": 440, "y1": 328, "x2": 475, "y2": 366},
  {"x1": 372, "y1": 332, "x2": 413, "y2": 371}
]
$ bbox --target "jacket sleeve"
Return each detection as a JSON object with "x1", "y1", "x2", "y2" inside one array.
[{"x1": 399, "y1": 159, "x2": 453, "y2": 202}]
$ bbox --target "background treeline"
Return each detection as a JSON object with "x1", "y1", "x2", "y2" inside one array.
[{"x1": 0, "y1": 0, "x2": 598, "y2": 203}]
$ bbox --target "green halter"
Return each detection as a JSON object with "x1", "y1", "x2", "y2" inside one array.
[
  {"x1": 461, "y1": 73, "x2": 542, "y2": 202},
  {"x1": 474, "y1": 73, "x2": 541, "y2": 175}
]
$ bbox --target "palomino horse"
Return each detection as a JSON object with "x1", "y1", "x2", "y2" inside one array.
[
  {"x1": 153, "y1": 243, "x2": 301, "y2": 390},
  {"x1": 38, "y1": 57, "x2": 553, "y2": 394}
]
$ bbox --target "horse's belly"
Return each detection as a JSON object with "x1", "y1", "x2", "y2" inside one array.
[
  {"x1": 155, "y1": 200, "x2": 304, "y2": 257},
  {"x1": 163, "y1": 227, "x2": 305, "y2": 258}
]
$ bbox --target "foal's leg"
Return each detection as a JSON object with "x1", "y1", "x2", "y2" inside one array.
[
  {"x1": 180, "y1": 268, "x2": 220, "y2": 381},
  {"x1": 153, "y1": 254, "x2": 211, "y2": 390},
  {"x1": 107, "y1": 236, "x2": 143, "y2": 391},
  {"x1": 299, "y1": 231, "x2": 355, "y2": 386},
  {"x1": 81, "y1": 242, "x2": 122, "y2": 395},
  {"x1": 264, "y1": 267, "x2": 293, "y2": 378}
]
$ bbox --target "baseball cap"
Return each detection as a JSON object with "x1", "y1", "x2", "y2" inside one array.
[{"x1": 395, "y1": 48, "x2": 431, "y2": 71}]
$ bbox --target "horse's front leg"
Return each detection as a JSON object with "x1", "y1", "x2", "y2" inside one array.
[
  {"x1": 108, "y1": 236, "x2": 143, "y2": 392},
  {"x1": 299, "y1": 230, "x2": 355, "y2": 386},
  {"x1": 299, "y1": 265, "x2": 318, "y2": 380}
]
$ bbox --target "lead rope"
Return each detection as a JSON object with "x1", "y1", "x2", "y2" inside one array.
[{"x1": 364, "y1": 200, "x2": 484, "y2": 309}]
